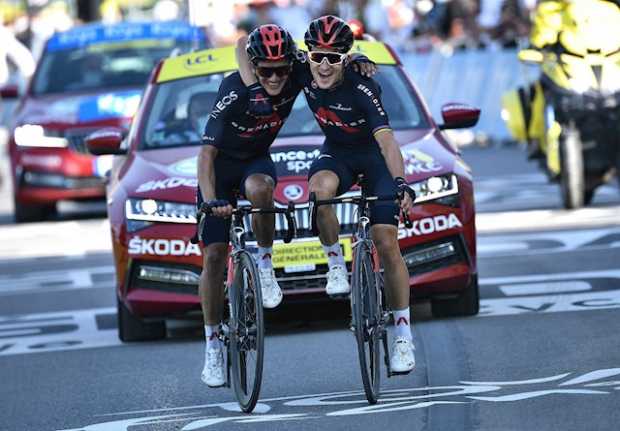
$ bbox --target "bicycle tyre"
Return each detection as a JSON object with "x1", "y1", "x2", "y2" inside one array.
[
  {"x1": 229, "y1": 251, "x2": 264, "y2": 413},
  {"x1": 351, "y1": 241, "x2": 381, "y2": 404}
]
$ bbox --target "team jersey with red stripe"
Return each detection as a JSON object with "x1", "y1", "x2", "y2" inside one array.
[
  {"x1": 292, "y1": 61, "x2": 391, "y2": 151},
  {"x1": 202, "y1": 72, "x2": 298, "y2": 160}
]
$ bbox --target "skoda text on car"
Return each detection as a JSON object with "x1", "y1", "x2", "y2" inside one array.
[
  {"x1": 87, "y1": 41, "x2": 480, "y2": 341},
  {"x1": 4, "y1": 21, "x2": 207, "y2": 222}
]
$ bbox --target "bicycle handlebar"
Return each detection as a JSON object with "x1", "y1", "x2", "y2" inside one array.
[
  {"x1": 190, "y1": 201, "x2": 297, "y2": 244},
  {"x1": 309, "y1": 191, "x2": 414, "y2": 236}
]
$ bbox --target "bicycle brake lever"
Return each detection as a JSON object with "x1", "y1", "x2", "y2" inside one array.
[{"x1": 284, "y1": 201, "x2": 297, "y2": 244}]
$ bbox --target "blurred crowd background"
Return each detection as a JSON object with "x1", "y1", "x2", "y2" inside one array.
[
  {"x1": 0, "y1": 0, "x2": 542, "y2": 143},
  {"x1": 0, "y1": 0, "x2": 537, "y2": 63}
]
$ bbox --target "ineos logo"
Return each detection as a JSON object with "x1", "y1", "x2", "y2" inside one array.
[{"x1": 283, "y1": 184, "x2": 304, "y2": 201}]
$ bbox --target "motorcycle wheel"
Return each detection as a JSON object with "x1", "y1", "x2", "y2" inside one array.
[{"x1": 559, "y1": 123, "x2": 586, "y2": 209}]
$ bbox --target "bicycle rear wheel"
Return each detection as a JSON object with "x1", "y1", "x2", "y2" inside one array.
[
  {"x1": 229, "y1": 251, "x2": 264, "y2": 413},
  {"x1": 351, "y1": 241, "x2": 381, "y2": 404}
]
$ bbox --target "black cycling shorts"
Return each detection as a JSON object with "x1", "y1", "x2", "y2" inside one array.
[
  {"x1": 197, "y1": 154, "x2": 277, "y2": 245},
  {"x1": 308, "y1": 146, "x2": 399, "y2": 226}
]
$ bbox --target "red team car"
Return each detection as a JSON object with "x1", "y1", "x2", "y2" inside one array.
[
  {"x1": 2, "y1": 21, "x2": 206, "y2": 222},
  {"x1": 86, "y1": 41, "x2": 480, "y2": 341}
]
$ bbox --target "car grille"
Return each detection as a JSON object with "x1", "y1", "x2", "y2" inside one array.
[
  {"x1": 241, "y1": 203, "x2": 358, "y2": 241},
  {"x1": 64, "y1": 128, "x2": 100, "y2": 154}
]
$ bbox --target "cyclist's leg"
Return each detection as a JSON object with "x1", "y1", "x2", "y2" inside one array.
[
  {"x1": 309, "y1": 151, "x2": 354, "y2": 295},
  {"x1": 366, "y1": 159, "x2": 415, "y2": 371},
  {"x1": 240, "y1": 156, "x2": 282, "y2": 308},
  {"x1": 308, "y1": 152, "x2": 354, "y2": 245},
  {"x1": 240, "y1": 156, "x2": 277, "y2": 249},
  {"x1": 197, "y1": 156, "x2": 239, "y2": 386}
]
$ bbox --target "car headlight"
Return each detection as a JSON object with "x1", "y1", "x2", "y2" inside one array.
[
  {"x1": 14, "y1": 124, "x2": 68, "y2": 148},
  {"x1": 126, "y1": 198, "x2": 196, "y2": 223},
  {"x1": 410, "y1": 174, "x2": 458, "y2": 204}
]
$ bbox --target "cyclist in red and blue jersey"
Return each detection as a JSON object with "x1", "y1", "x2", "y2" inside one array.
[
  {"x1": 237, "y1": 16, "x2": 416, "y2": 374},
  {"x1": 198, "y1": 24, "x2": 298, "y2": 388}
]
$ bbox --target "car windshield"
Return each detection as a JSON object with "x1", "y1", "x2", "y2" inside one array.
[
  {"x1": 32, "y1": 39, "x2": 197, "y2": 95},
  {"x1": 140, "y1": 66, "x2": 428, "y2": 150}
]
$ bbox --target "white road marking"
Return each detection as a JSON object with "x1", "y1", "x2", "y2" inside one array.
[
  {"x1": 479, "y1": 289, "x2": 620, "y2": 317},
  {"x1": 499, "y1": 281, "x2": 592, "y2": 296},
  {"x1": 0, "y1": 266, "x2": 115, "y2": 294},
  {"x1": 481, "y1": 269, "x2": 620, "y2": 285},
  {"x1": 55, "y1": 368, "x2": 620, "y2": 430},
  {"x1": 0, "y1": 307, "x2": 119, "y2": 356},
  {"x1": 477, "y1": 206, "x2": 620, "y2": 233}
]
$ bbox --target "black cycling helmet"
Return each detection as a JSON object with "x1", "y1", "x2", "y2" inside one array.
[
  {"x1": 304, "y1": 15, "x2": 354, "y2": 53},
  {"x1": 246, "y1": 24, "x2": 296, "y2": 63}
]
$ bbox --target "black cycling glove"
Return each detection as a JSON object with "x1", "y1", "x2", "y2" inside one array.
[
  {"x1": 247, "y1": 82, "x2": 273, "y2": 117},
  {"x1": 394, "y1": 177, "x2": 416, "y2": 201}
]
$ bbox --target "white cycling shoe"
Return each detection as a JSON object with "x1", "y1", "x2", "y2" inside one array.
[
  {"x1": 390, "y1": 336, "x2": 416, "y2": 374},
  {"x1": 201, "y1": 345, "x2": 225, "y2": 387},
  {"x1": 259, "y1": 268, "x2": 283, "y2": 309},
  {"x1": 325, "y1": 265, "x2": 351, "y2": 296}
]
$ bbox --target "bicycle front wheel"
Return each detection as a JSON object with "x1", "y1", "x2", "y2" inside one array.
[
  {"x1": 351, "y1": 241, "x2": 381, "y2": 404},
  {"x1": 229, "y1": 251, "x2": 264, "y2": 413}
]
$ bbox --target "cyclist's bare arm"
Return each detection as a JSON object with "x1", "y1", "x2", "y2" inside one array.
[
  {"x1": 236, "y1": 36, "x2": 257, "y2": 86},
  {"x1": 373, "y1": 128, "x2": 413, "y2": 211},
  {"x1": 198, "y1": 145, "x2": 233, "y2": 217}
]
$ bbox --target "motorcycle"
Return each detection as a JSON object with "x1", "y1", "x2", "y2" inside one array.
[{"x1": 501, "y1": 0, "x2": 620, "y2": 209}]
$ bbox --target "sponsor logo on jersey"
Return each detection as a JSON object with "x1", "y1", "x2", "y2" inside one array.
[
  {"x1": 314, "y1": 108, "x2": 364, "y2": 132},
  {"x1": 303, "y1": 86, "x2": 317, "y2": 99},
  {"x1": 398, "y1": 214, "x2": 463, "y2": 238},
  {"x1": 210, "y1": 91, "x2": 238, "y2": 119},
  {"x1": 273, "y1": 95, "x2": 296, "y2": 109},
  {"x1": 128, "y1": 237, "x2": 201, "y2": 256},
  {"x1": 329, "y1": 103, "x2": 352, "y2": 111},
  {"x1": 356, "y1": 84, "x2": 386, "y2": 116},
  {"x1": 233, "y1": 112, "x2": 284, "y2": 136}
]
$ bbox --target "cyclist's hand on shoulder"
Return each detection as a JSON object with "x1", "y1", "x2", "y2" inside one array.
[
  {"x1": 395, "y1": 177, "x2": 415, "y2": 212},
  {"x1": 350, "y1": 54, "x2": 377, "y2": 77},
  {"x1": 203, "y1": 199, "x2": 234, "y2": 218},
  {"x1": 247, "y1": 83, "x2": 274, "y2": 117}
]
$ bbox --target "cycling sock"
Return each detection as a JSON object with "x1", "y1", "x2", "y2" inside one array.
[
  {"x1": 323, "y1": 242, "x2": 345, "y2": 268},
  {"x1": 257, "y1": 246, "x2": 273, "y2": 270},
  {"x1": 391, "y1": 307, "x2": 412, "y2": 341},
  {"x1": 205, "y1": 324, "x2": 221, "y2": 350}
]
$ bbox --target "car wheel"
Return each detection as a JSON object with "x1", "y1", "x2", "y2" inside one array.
[
  {"x1": 431, "y1": 274, "x2": 480, "y2": 318},
  {"x1": 117, "y1": 298, "x2": 166, "y2": 342},
  {"x1": 14, "y1": 200, "x2": 56, "y2": 223}
]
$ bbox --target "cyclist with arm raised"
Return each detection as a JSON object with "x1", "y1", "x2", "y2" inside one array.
[
  {"x1": 198, "y1": 25, "x2": 298, "y2": 387},
  {"x1": 302, "y1": 16, "x2": 416, "y2": 374}
]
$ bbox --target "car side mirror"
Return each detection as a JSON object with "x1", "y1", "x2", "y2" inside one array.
[
  {"x1": 438, "y1": 103, "x2": 480, "y2": 130},
  {"x1": 85, "y1": 127, "x2": 127, "y2": 155},
  {"x1": 0, "y1": 84, "x2": 20, "y2": 99}
]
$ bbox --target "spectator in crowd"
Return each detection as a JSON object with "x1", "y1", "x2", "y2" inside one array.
[{"x1": 0, "y1": 10, "x2": 35, "y2": 87}]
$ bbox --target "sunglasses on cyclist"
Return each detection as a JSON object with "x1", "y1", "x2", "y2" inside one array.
[
  {"x1": 308, "y1": 51, "x2": 348, "y2": 65},
  {"x1": 255, "y1": 65, "x2": 291, "y2": 78}
]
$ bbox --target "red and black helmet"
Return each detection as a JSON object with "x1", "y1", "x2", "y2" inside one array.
[
  {"x1": 304, "y1": 15, "x2": 354, "y2": 53},
  {"x1": 246, "y1": 24, "x2": 296, "y2": 64}
]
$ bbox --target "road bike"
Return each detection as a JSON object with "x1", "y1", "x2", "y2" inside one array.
[
  {"x1": 309, "y1": 185, "x2": 413, "y2": 404},
  {"x1": 193, "y1": 201, "x2": 296, "y2": 412}
]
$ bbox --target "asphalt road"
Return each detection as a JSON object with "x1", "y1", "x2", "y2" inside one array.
[{"x1": 1, "y1": 144, "x2": 620, "y2": 431}]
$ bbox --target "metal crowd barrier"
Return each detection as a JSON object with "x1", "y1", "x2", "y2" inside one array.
[{"x1": 399, "y1": 48, "x2": 525, "y2": 141}]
